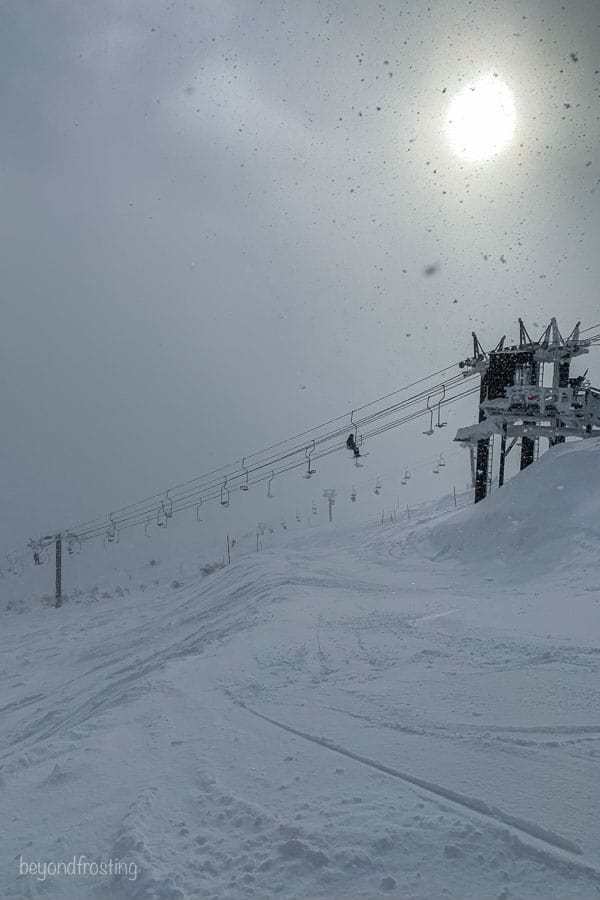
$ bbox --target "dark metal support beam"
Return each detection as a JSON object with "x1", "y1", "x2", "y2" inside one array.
[
  {"x1": 520, "y1": 360, "x2": 540, "y2": 471},
  {"x1": 474, "y1": 370, "x2": 490, "y2": 503},
  {"x1": 55, "y1": 534, "x2": 62, "y2": 608},
  {"x1": 498, "y1": 425, "x2": 508, "y2": 487}
]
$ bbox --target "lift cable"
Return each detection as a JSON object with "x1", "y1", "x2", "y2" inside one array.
[
  {"x1": 69, "y1": 381, "x2": 479, "y2": 544},
  {"x1": 31, "y1": 361, "x2": 474, "y2": 547},
  {"x1": 13, "y1": 317, "x2": 598, "y2": 569}
]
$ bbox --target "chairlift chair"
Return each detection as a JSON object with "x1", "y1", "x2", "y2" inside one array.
[
  {"x1": 34, "y1": 546, "x2": 48, "y2": 566},
  {"x1": 106, "y1": 516, "x2": 118, "y2": 544},
  {"x1": 104, "y1": 515, "x2": 119, "y2": 544},
  {"x1": 348, "y1": 414, "x2": 360, "y2": 452},
  {"x1": 220, "y1": 479, "x2": 230, "y2": 507},
  {"x1": 423, "y1": 395, "x2": 435, "y2": 436},
  {"x1": 436, "y1": 386, "x2": 448, "y2": 428},
  {"x1": 240, "y1": 458, "x2": 249, "y2": 491},
  {"x1": 29, "y1": 539, "x2": 44, "y2": 565},
  {"x1": 303, "y1": 442, "x2": 317, "y2": 479},
  {"x1": 267, "y1": 472, "x2": 275, "y2": 498},
  {"x1": 349, "y1": 418, "x2": 367, "y2": 467}
]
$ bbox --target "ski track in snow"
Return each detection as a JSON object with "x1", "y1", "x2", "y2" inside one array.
[{"x1": 235, "y1": 698, "x2": 592, "y2": 864}]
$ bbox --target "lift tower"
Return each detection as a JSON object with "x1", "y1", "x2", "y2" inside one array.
[{"x1": 455, "y1": 318, "x2": 599, "y2": 503}]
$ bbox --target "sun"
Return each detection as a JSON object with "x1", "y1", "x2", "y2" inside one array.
[{"x1": 446, "y1": 74, "x2": 516, "y2": 162}]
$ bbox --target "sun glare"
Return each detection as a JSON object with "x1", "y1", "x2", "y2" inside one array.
[{"x1": 446, "y1": 74, "x2": 516, "y2": 162}]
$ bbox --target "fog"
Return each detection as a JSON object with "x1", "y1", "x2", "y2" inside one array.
[{"x1": 2, "y1": 0, "x2": 598, "y2": 555}]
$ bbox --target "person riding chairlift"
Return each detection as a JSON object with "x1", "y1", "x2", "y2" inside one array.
[{"x1": 346, "y1": 432, "x2": 361, "y2": 458}]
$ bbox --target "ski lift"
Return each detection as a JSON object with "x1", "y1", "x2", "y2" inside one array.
[
  {"x1": 106, "y1": 515, "x2": 118, "y2": 544},
  {"x1": 267, "y1": 471, "x2": 275, "y2": 498},
  {"x1": 303, "y1": 442, "x2": 317, "y2": 479},
  {"x1": 423, "y1": 395, "x2": 435, "y2": 436},
  {"x1": 29, "y1": 538, "x2": 44, "y2": 566},
  {"x1": 158, "y1": 499, "x2": 171, "y2": 526},
  {"x1": 436, "y1": 385, "x2": 448, "y2": 428},
  {"x1": 348, "y1": 412, "x2": 367, "y2": 467},
  {"x1": 349, "y1": 411, "x2": 357, "y2": 443},
  {"x1": 34, "y1": 545, "x2": 47, "y2": 565},
  {"x1": 350, "y1": 486, "x2": 357, "y2": 502},
  {"x1": 349, "y1": 412, "x2": 359, "y2": 452},
  {"x1": 220, "y1": 478, "x2": 230, "y2": 507},
  {"x1": 240, "y1": 458, "x2": 249, "y2": 491},
  {"x1": 374, "y1": 476, "x2": 382, "y2": 496}
]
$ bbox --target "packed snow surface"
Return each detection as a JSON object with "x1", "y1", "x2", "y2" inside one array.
[{"x1": 2, "y1": 439, "x2": 600, "y2": 899}]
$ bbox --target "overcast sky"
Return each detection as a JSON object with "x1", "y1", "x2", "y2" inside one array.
[{"x1": 1, "y1": 0, "x2": 599, "y2": 555}]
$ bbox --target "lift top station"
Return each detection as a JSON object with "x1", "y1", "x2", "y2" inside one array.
[{"x1": 455, "y1": 318, "x2": 600, "y2": 503}]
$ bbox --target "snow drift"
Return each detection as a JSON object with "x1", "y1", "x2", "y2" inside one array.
[{"x1": 425, "y1": 437, "x2": 600, "y2": 581}]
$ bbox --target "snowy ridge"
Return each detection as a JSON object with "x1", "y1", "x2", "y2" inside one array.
[{"x1": 2, "y1": 443, "x2": 600, "y2": 899}]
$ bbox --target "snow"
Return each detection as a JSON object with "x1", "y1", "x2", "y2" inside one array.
[{"x1": 2, "y1": 439, "x2": 600, "y2": 899}]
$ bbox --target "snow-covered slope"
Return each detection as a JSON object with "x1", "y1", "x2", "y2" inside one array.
[
  {"x1": 427, "y1": 437, "x2": 600, "y2": 582},
  {"x1": 2, "y1": 442, "x2": 600, "y2": 899}
]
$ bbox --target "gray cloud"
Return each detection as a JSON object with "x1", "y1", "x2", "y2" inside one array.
[{"x1": 1, "y1": 0, "x2": 598, "y2": 550}]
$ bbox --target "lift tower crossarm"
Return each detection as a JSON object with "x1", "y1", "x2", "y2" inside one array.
[{"x1": 454, "y1": 317, "x2": 599, "y2": 503}]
